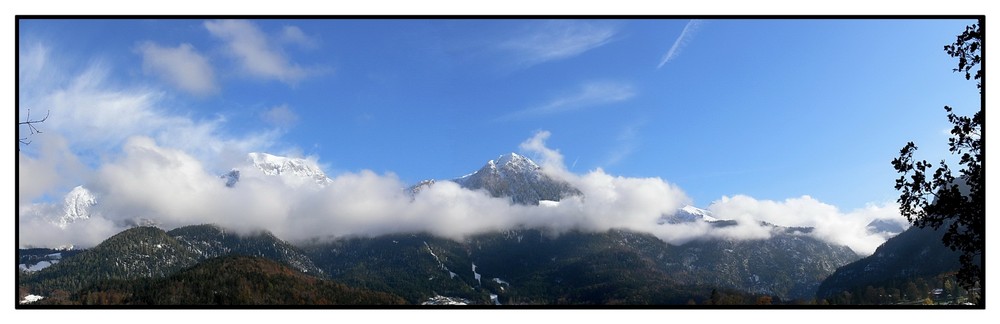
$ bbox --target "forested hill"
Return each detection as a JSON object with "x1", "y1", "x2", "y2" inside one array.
[
  {"x1": 816, "y1": 222, "x2": 964, "y2": 304},
  {"x1": 33, "y1": 255, "x2": 407, "y2": 306}
]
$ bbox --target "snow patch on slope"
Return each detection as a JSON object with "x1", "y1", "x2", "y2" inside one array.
[
  {"x1": 20, "y1": 294, "x2": 44, "y2": 304},
  {"x1": 19, "y1": 260, "x2": 57, "y2": 272}
]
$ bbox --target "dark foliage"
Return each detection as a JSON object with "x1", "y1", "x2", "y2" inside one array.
[{"x1": 891, "y1": 20, "x2": 983, "y2": 302}]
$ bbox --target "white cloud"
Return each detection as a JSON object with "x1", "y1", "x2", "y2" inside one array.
[
  {"x1": 260, "y1": 104, "x2": 299, "y2": 128},
  {"x1": 204, "y1": 19, "x2": 311, "y2": 84},
  {"x1": 17, "y1": 42, "x2": 57, "y2": 95},
  {"x1": 136, "y1": 42, "x2": 217, "y2": 96},
  {"x1": 18, "y1": 133, "x2": 85, "y2": 206},
  {"x1": 16, "y1": 41, "x2": 283, "y2": 248},
  {"x1": 519, "y1": 130, "x2": 570, "y2": 178},
  {"x1": 658, "y1": 19, "x2": 703, "y2": 69},
  {"x1": 19, "y1": 125, "x2": 903, "y2": 257},
  {"x1": 20, "y1": 129, "x2": 691, "y2": 248},
  {"x1": 19, "y1": 44, "x2": 278, "y2": 168},
  {"x1": 497, "y1": 81, "x2": 635, "y2": 121},
  {"x1": 707, "y1": 195, "x2": 905, "y2": 255},
  {"x1": 500, "y1": 20, "x2": 617, "y2": 68}
]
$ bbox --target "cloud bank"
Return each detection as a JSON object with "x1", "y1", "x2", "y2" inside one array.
[
  {"x1": 20, "y1": 125, "x2": 902, "y2": 256},
  {"x1": 707, "y1": 195, "x2": 906, "y2": 255}
]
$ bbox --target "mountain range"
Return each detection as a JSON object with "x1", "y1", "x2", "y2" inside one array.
[{"x1": 20, "y1": 151, "x2": 957, "y2": 306}]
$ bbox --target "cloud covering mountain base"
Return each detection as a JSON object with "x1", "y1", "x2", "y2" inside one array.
[{"x1": 20, "y1": 130, "x2": 903, "y2": 255}]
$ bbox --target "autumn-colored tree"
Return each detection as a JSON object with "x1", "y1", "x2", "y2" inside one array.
[{"x1": 756, "y1": 295, "x2": 773, "y2": 305}]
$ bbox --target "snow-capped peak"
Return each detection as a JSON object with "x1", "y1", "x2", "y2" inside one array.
[
  {"x1": 59, "y1": 186, "x2": 96, "y2": 228},
  {"x1": 684, "y1": 205, "x2": 719, "y2": 222},
  {"x1": 681, "y1": 205, "x2": 711, "y2": 217},
  {"x1": 452, "y1": 152, "x2": 581, "y2": 205},
  {"x1": 661, "y1": 205, "x2": 719, "y2": 224},
  {"x1": 494, "y1": 152, "x2": 539, "y2": 171},
  {"x1": 245, "y1": 152, "x2": 332, "y2": 186}
]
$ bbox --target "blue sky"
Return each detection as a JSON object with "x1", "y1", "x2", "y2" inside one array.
[
  {"x1": 17, "y1": 18, "x2": 981, "y2": 246},
  {"x1": 17, "y1": 18, "x2": 979, "y2": 210}
]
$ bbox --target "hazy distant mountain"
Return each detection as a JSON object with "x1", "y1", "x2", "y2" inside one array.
[{"x1": 866, "y1": 218, "x2": 909, "y2": 237}]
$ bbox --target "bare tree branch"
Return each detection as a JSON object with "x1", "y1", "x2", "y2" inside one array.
[{"x1": 18, "y1": 109, "x2": 49, "y2": 147}]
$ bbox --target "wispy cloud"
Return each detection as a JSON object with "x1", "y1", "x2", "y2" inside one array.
[
  {"x1": 280, "y1": 25, "x2": 319, "y2": 49},
  {"x1": 204, "y1": 20, "x2": 312, "y2": 84},
  {"x1": 657, "y1": 19, "x2": 703, "y2": 69},
  {"x1": 500, "y1": 20, "x2": 617, "y2": 68},
  {"x1": 136, "y1": 42, "x2": 217, "y2": 96},
  {"x1": 497, "y1": 81, "x2": 636, "y2": 121},
  {"x1": 260, "y1": 104, "x2": 299, "y2": 128},
  {"x1": 605, "y1": 121, "x2": 643, "y2": 166}
]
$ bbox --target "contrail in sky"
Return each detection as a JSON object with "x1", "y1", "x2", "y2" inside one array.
[{"x1": 658, "y1": 19, "x2": 703, "y2": 69}]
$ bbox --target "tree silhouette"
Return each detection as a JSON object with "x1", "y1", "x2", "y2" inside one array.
[{"x1": 891, "y1": 20, "x2": 983, "y2": 304}]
